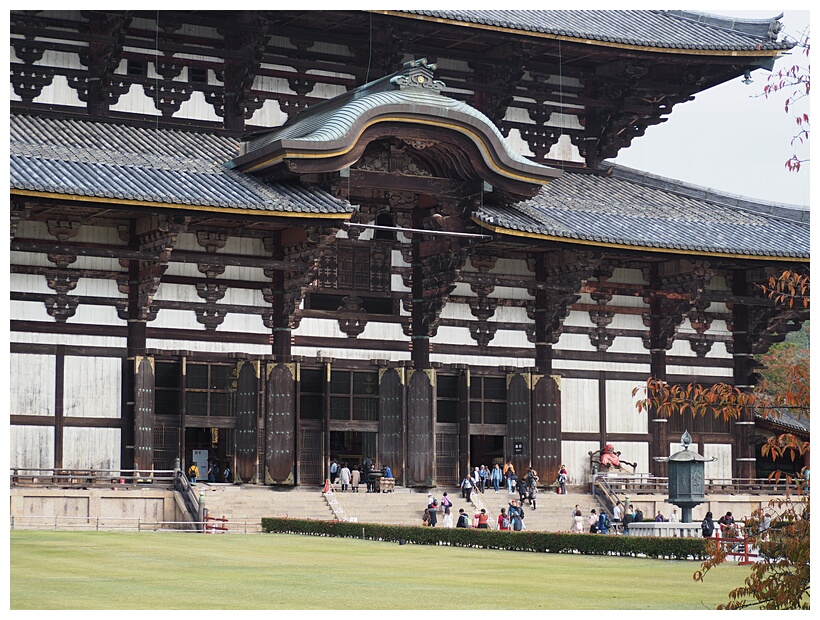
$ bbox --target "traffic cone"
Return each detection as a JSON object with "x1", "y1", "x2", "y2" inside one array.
[{"x1": 323, "y1": 479, "x2": 329, "y2": 494}]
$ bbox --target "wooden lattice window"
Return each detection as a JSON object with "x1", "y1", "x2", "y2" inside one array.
[
  {"x1": 318, "y1": 240, "x2": 391, "y2": 293},
  {"x1": 330, "y1": 370, "x2": 379, "y2": 421},
  {"x1": 436, "y1": 373, "x2": 459, "y2": 423},
  {"x1": 186, "y1": 363, "x2": 235, "y2": 417},
  {"x1": 469, "y1": 376, "x2": 507, "y2": 425}
]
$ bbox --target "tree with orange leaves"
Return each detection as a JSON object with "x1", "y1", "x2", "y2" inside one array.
[{"x1": 633, "y1": 271, "x2": 809, "y2": 609}]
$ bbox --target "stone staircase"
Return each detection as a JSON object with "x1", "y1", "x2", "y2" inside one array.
[{"x1": 197, "y1": 482, "x2": 605, "y2": 533}]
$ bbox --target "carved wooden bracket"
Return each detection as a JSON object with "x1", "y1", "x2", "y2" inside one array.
[
  {"x1": 10, "y1": 17, "x2": 53, "y2": 103},
  {"x1": 641, "y1": 259, "x2": 714, "y2": 352},
  {"x1": 468, "y1": 281, "x2": 498, "y2": 346},
  {"x1": 10, "y1": 201, "x2": 31, "y2": 240},
  {"x1": 115, "y1": 214, "x2": 187, "y2": 322},
  {"x1": 44, "y1": 271, "x2": 80, "y2": 322},
  {"x1": 527, "y1": 250, "x2": 602, "y2": 345},
  {"x1": 337, "y1": 295, "x2": 367, "y2": 338}
]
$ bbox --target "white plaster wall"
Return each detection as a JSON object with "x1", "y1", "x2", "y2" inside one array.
[
  {"x1": 10, "y1": 426, "x2": 54, "y2": 470},
  {"x1": 562, "y1": 440, "x2": 600, "y2": 484},
  {"x1": 10, "y1": 353, "x2": 55, "y2": 416},
  {"x1": 560, "y1": 378, "x2": 599, "y2": 433},
  {"x1": 704, "y1": 443, "x2": 733, "y2": 481},
  {"x1": 63, "y1": 428, "x2": 121, "y2": 470},
  {"x1": 70, "y1": 304, "x2": 124, "y2": 328},
  {"x1": 605, "y1": 380, "x2": 647, "y2": 434},
  {"x1": 609, "y1": 441, "x2": 649, "y2": 474},
  {"x1": 64, "y1": 357, "x2": 122, "y2": 419}
]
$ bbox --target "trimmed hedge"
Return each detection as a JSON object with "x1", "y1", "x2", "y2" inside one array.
[{"x1": 261, "y1": 517, "x2": 710, "y2": 560}]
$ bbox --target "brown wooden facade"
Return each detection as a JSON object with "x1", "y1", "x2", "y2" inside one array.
[{"x1": 9, "y1": 10, "x2": 809, "y2": 486}]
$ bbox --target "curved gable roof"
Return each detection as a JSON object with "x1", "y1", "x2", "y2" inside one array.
[{"x1": 228, "y1": 59, "x2": 561, "y2": 188}]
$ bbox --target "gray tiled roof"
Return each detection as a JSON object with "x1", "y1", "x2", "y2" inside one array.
[
  {"x1": 398, "y1": 10, "x2": 791, "y2": 51},
  {"x1": 475, "y1": 164, "x2": 809, "y2": 259},
  {"x1": 9, "y1": 115, "x2": 353, "y2": 216}
]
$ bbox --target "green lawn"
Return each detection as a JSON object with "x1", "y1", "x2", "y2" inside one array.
[{"x1": 10, "y1": 530, "x2": 748, "y2": 609}]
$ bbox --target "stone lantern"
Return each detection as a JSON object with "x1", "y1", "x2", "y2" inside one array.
[{"x1": 658, "y1": 430, "x2": 715, "y2": 523}]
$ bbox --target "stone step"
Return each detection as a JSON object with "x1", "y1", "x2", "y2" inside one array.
[{"x1": 197, "y1": 484, "x2": 607, "y2": 532}]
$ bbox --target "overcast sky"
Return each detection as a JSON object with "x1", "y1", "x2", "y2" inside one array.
[{"x1": 614, "y1": 9, "x2": 810, "y2": 209}]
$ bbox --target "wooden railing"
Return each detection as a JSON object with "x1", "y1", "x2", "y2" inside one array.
[
  {"x1": 10, "y1": 468, "x2": 176, "y2": 488},
  {"x1": 594, "y1": 474, "x2": 799, "y2": 496}
]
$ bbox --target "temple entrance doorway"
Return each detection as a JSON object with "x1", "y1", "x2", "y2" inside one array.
[
  {"x1": 469, "y1": 434, "x2": 505, "y2": 470},
  {"x1": 185, "y1": 427, "x2": 233, "y2": 483},
  {"x1": 329, "y1": 430, "x2": 376, "y2": 478}
]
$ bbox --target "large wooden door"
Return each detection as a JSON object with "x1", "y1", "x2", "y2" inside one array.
[
  {"x1": 406, "y1": 369, "x2": 434, "y2": 486},
  {"x1": 265, "y1": 363, "x2": 296, "y2": 485},
  {"x1": 378, "y1": 367, "x2": 404, "y2": 484},
  {"x1": 234, "y1": 360, "x2": 259, "y2": 484},
  {"x1": 532, "y1": 374, "x2": 561, "y2": 482},
  {"x1": 506, "y1": 372, "x2": 531, "y2": 476},
  {"x1": 133, "y1": 356, "x2": 155, "y2": 471}
]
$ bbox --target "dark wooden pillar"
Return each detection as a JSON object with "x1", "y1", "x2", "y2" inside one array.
[
  {"x1": 405, "y1": 369, "x2": 435, "y2": 486},
  {"x1": 54, "y1": 345, "x2": 65, "y2": 470},
  {"x1": 235, "y1": 360, "x2": 260, "y2": 484},
  {"x1": 533, "y1": 254, "x2": 553, "y2": 374},
  {"x1": 264, "y1": 363, "x2": 296, "y2": 485},
  {"x1": 731, "y1": 269, "x2": 757, "y2": 479},
  {"x1": 646, "y1": 264, "x2": 670, "y2": 477},
  {"x1": 410, "y1": 210, "x2": 430, "y2": 369},
  {"x1": 378, "y1": 367, "x2": 405, "y2": 485}
]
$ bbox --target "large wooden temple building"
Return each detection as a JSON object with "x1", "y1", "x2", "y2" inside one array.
[{"x1": 9, "y1": 10, "x2": 810, "y2": 487}]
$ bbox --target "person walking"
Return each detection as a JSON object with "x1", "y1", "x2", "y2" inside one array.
[
  {"x1": 329, "y1": 459, "x2": 338, "y2": 484},
  {"x1": 456, "y1": 508, "x2": 470, "y2": 528},
  {"x1": 557, "y1": 464, "x2": 568, "y2": 494},
  {"x1": 460, "y1": 473, "x2": 474, "y2": 502},
  {"x1": 572, "y1": 510, "x2": 585, "y2": 533},
  {"x1": 504, "y1": 461, "x2": 516, "y2": 494},
  {"x1": 478, "y1": 465, "x2": 489, "y2": 493},
  {"x1": 350, "y1": 465, "x2": 361, "y2": 492},
  {"x1": 339, "y1": 462, "x2": 351, "y2": 492},
  {"x1": 506, "y1": 467, "x2": 517, "y2": 495},
  {"x1": 442, "y1": 506, "x2": 454, "y2": 528},
  {"x1": 490, "y1": 463, "x2": 502, "y2": 494},
  {"x1": 362, "y1": 456, "x2": 373, "y2": 492},
  {"x1": 427, "y1": 499, "x2": 438, "y2": 527},
  {"x1": 498, "y1": 508, "x2": 511, "y2": 531},
  {"x1": 475, "y1": 508, "x2": 490, "y2": 529},
  {"x1": 701, "y1": 511, "x2": 716, "y2": 538},
  {"x1": 440, "y1": 491, "x2": 453, "y2": 511},
  {"x1": 187, "y1": 462, "x2": 199, "y2": 485}
]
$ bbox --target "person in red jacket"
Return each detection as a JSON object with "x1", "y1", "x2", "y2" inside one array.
[{"x1": 475, "y1": 508, "x2": 490, "y2": 529}]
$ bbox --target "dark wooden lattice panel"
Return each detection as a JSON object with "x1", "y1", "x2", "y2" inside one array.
[
  {"x1": 435, "y1": 433, "x2": 459, "y2": 485},
  {"x1": 405, "y1": 369, "x2": 434, "y2": 486},
  {"x1": 378, "y1": 367, "x2": 404, "y2": 483},
  {"x1": 264, "y1": 363, "x2": 296, "y2": 485},
  {"x1": 152, "y1": 424, "x2": 179, "y2": 471},
  {"x1": 298, "y1": 428, "x2": 324, "y2": 485},
  {"x1": 133, "y1": 356, "x2": 155, "y2": 471},
  {"x1": 234, "y1": 360, "x2": 259, "y2": 484},
  {"x1": 505, "y1": 372, "x2": 531, "y2": 476},
  {"x1": 458, "y1": 370, "x2": 470, "y2": 479}
]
